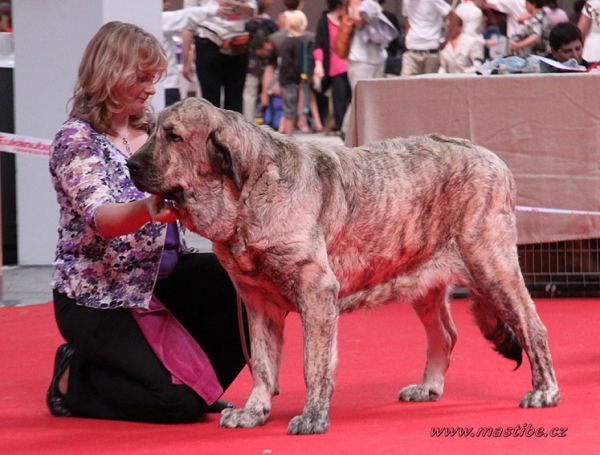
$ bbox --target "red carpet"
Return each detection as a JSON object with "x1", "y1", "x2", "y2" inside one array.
[{"x1": 1, "y1": 298, "x2": 597, "y2": 454}]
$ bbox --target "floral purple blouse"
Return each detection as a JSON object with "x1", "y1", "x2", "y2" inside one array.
[{"x1": 49, "y1": 117, "x2": 187, "y2": 309}]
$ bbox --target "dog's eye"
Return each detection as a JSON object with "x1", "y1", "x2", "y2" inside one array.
[{"x1": 166, "y1": 132, "x2": 182, "y2": 143}]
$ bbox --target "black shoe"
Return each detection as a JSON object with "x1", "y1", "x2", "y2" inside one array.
[
  {"x1": 46, "y1": 343, "x2": 75, "y2": 417},
  {"x1": 207, "y1": 399, "x2": 235, "y2": 413}
]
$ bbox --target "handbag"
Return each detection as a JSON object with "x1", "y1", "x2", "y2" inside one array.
[
  {"x1": 332, "y1": 0, "x2": 354, "y2": 59},
  {"x1": 219, "y1": 31, "x2": 250, "y2": 56},
  {"x1": 201, "y1": 26, "x2": 250, "y2": 56}
]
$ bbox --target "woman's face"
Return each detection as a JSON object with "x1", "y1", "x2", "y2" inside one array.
[{"x1": 122, "y1": 72, "x2": 156, "y2": 115}]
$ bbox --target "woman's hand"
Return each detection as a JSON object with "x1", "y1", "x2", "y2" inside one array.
[
  {"x1": 147, "y1": 195, "x2": 179, "y2": 224},
  {"x1": 313, "y1": 60, "x2": 325, "y2": 79}
]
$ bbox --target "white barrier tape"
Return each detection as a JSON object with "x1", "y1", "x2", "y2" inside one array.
[
  {"x1": 517, "y1": 206, "x2": 600, "y2": 216},
  {"x1": 0, "y1": 132, "x2": 51, "y2": 157}
]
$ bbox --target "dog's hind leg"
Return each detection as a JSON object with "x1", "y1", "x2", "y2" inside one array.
[
  {"x1": 465, "y1": 243, "x2": 560, "y2": 408},
  {"x1": 220, "y1": 304, "x2": 286, "y2": 428},
  {"x1": 399, "y1": 286, "x2": 457, "y2": 402}
]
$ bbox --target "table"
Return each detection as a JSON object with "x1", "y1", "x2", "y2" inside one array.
[{"x1": 346, "y1": 72, "x2": 600, "y2": 246}]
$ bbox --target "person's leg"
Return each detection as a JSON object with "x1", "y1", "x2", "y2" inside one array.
[
  {"x1": 165, "y1": 88, "x2": 182, "y2": 107},
  {"x1": 308, "y1": 88, "x2": 324, "y2": 132},
  {"x1": 280, "y1": 84, "x2": 299, "y2": 135},
  {"x1": 242, "y1": 72, "x2": 260, "y2": 122},
  {"x1": 194, "y1": 37, "x2": 223, "y2": 108},
  {"x1": 424, "y1": 53, "x2": 441, "y2": 74},
  {"x1": 400, "y1": 51, "x2": 421, "y2": 76},
  {"x1": 222, "y1": 52, "x2": 249, "y2": 113},
  {"x1": 373, "y1": 60, "x2": 385, "y2": 79},
  {"x1": 296, "y1": 82, "x2": 310, "y2": 132},
  {"x1": 152, "y1": 253, "x2": 249, "y2": 389},
  {"x1": 341, "y1": 60, "x2": 376, "y2": 135},
  {"x1": 53, "y1": 291, "x2": 207, "y2": 423},
  {"x1": 331, "y1": 73, "x2": 350, "y2": 132}
]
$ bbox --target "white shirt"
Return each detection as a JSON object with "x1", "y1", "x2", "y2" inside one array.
[
  {"x1": 403, "y1": 0, "x2": 453, "y2": 51},
  {"x1": 485, "y1": 0, "x2": 526, "y2": 39},
  {"x1": 348, "y1": 1, "x2": 388, "y2": 64},
  {"x1": 439, "y1": 33, "x2": 483, "y2": 73},
  {"x1": 582, "y1": 1, "x2": 600, "y2": 62},
  {"x1": 184, "y1": 0, "x2": 258, "y2": 42},
  {"x1": 455, "y1": 1, "x2": 483, "y2": 37},
  {"x1": 162, "y1": 6, "x2": 219, "y2": 89}
]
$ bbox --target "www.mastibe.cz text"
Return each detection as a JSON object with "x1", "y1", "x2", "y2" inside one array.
[{"x1": 430, "y1": 423, "x2": 568, "y2": 438}]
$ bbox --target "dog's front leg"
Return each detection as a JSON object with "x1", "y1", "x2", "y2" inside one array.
[
  {"x1": 288, "y1": 273, "x2": 340, "y2": 435},
  {"x1": 399, "y1": 287, "x2": 457, "y2": 402},
  {"x1": 220, "y1": 304, "x2": 285, "y2": 428}
]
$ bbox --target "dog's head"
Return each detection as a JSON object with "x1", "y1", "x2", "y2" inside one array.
[{"x1": 128, "y1": 97, "x2": 261, "y2": 241}]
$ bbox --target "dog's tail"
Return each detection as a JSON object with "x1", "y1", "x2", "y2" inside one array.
[{"x1": 470, "y1": 300, "x2": 523, "y2": 369}]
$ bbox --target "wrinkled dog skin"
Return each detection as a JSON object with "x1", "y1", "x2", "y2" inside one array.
[{"x1": 128, "y1": 98, "x2": 560, "y2": 435}]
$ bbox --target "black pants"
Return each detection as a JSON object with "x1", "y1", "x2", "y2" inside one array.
[
  {"x1": 330, "y1": 73, "x2": 351, "y2": 132},
  {"x1": 53, "y1": 253, "x2": 248, "y2": 423},
  {"x1": 194, "y1": 37, "x2": 249, "y2": 113},
  {"x1": 165, "y1": 88, "x2": 181, "y2": 107}
]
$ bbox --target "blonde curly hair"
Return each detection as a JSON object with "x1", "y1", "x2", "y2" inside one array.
[
  {"x1": 69, "y1": 21, "x2": 167, "y2": 136},
  {"x1": 286, "y1": 10, "x2": 307, "y2": 38}
]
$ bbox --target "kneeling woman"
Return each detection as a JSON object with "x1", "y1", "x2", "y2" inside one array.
[{"x1": 47, "y1": 20, "x2": 248, "y2": 423}]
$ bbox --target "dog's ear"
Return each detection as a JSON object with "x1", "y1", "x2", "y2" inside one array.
[{"x1": 207, "y1": 127, "x2": 246, "y2": 191}]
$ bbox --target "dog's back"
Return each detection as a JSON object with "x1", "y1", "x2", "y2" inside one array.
[{"x1": 299, "y1": 134, "x2": 516, "y2": 310}]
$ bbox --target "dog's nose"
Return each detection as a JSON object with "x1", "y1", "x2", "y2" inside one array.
[{"x1": 126, "y1": 159, "x2": 140, "y2": 176}]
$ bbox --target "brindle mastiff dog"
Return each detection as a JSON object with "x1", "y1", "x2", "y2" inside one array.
[{"x1": 128, "y1": 98, "x2": 560, "y2": 435}]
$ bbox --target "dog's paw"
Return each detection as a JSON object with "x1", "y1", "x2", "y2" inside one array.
[
  {"x1": 287, "y1": 412, "x2": 330, "y2": 435},
  {"x1": 398, "y1": 384, "x2": 441, "y2": 402},
  {"x1": 519, "y1": 387, "x2": 560, "y2": 408},
  {"x1": 219, "y1": 408, "x2": 269, "y2": 428}
]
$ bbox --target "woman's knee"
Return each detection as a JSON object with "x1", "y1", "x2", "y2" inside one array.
[{"x1": 151, "y1": 386, "x2": 208, "y2": 423}]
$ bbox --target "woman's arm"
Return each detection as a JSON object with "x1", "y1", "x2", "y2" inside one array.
[
  {"x1": 95, "y1": 196, "x2": 178, "y2": 239},
  {"x1": 510, "y1": 32, "x2": 540, "y2": 50},
  {"x1": 578, "y1": 13, "x2": 592, "y2": 42},
  {"x1": 349, "y1": 0, "x2": 365, "y2": 28}
]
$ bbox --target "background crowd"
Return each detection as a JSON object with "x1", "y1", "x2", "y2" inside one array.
[{"x1": 157, "y1": 0, "x2": 596, "y2": 140}]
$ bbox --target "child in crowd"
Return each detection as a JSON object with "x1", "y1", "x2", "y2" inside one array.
[
  {"x1": 278, "y1": 10, "x2": 309, "y2": 135},
  {"x1": 510, "y1": 0, "x2": 552, "y2": 57}
]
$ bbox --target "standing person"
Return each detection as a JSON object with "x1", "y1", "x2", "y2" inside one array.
[
  {"x1": 578, "y1": 0, "x2": 600, "y2": 64},
  {"x1": 483, "y1": 0, "x2": 527, "y2": 41},
  {"x1": 313, "y1": 0, "x2": 352, "y2": 137},
  {"x1": 278, "y1": 10, "x2": 309, "y2": 135},
  {"x1": 456, "y1": 0, "x2": 485, "y2": 37},
  {"x1": 162, "y1": 0, "x2": 231, "y2": 106},
  {"x1": 242, "y1": 0, "x2": 278, "y2": 122},
  {"x1": 400, "y1": 0, "x2": 460, "y2": 76},
  {"x1": 509, "y1": 0, "x2": 551, "y2": 57},
  {"x1": 181, "y1": 0, "x2": 258, "y2": 114},
  {"x1": 340, "y1": 0, "x2": 396, "y2": 137},
  {"x1": 271, "y1": 0, "x2": 322, "y2": 133},
  {"x1": 46, "y1": 21, "x2": 248, "y2": 423},
  {"x1": 378, "y1": 0, "x2": 404, "y2": 75}
]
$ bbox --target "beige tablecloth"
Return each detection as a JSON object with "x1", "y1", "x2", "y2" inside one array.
[{"x1": 346, "y1": 72, "x2": 600, "y2": 245}]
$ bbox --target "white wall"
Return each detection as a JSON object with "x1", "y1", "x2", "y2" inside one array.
[{"x1": 12, "y1": 0, "x2": 163, "y2": 265}]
